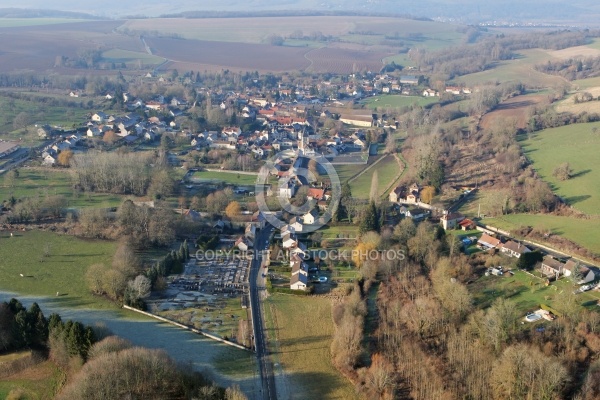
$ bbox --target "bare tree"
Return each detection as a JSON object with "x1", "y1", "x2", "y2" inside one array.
[{"x1": 127, "y1": 275, "x2": 151, "y2": 300}]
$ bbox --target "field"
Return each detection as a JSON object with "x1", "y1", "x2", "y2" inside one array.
[
  {"x1": 101, "y1": 49, "x2": 165, "y2": 67},
  {"x1": 305, "y1": 47, "x2": 389, "y2": 74},
  {"x1": 0, "y1": 358, "x2": 64, "y2": 400},
  {"x1": 319, "y1": 224, "x2": 360, "y2": 239},
  {"x1": 459, "y1": 49, "x2": 566, "y2": 88},
  {"x1": 349, "y1": 154, "x2": 402, "y2": 199},
  {"x1": 265, "y1": 294, "x2": 359, "y2": 400},
  {"x1": 0, "y1": 18, "x2": 89, "y2": 27},
  {"x1": 470, "y1": 269, "x2": 600, "y2": 313},
  {"x1": 520, "y1": 121, "x2": 600, "y2": 215},
  {"x1": 483, "y1": 214, "x2": 600, "y2": 255},
  {"x1": 121, "y1": 16, "x2": 467, "y2": 47},
  {"x1": 192, "y1": 170, "x2": 259, "y2": 186},
  {"x1": 479, "y1": 93, "x2": 548, "y2": 132},
  {"x1": 362, "y1": 94, "x2": 438, "y2": 110},
  {"x1": 0, "y1": 168, "x2": 125, "y2": 208},
  {"x1": 555, "y1": 86, "x2": 600, "y2": 114},
  {"x1": 0, "y1": 230, "x2": 116, "y2": 308}
]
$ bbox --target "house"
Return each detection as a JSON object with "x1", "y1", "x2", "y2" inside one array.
[
  {"x1": 235, "y1": 236, "x2": 253, "y2": 251},
  {"x1": 290, "y1": 273, "x2": 308, "y2": 291},
  {"x1": 389, "y1": 185, "x2": 406, "y2": 203},
  {"x1": 291, "y1": 258, "x2": 309, "y2": 276},
  {"x1": 500, "y1": 241, "x2": 531, "y2": 258},
  {"x1": 245, "y1": 224, "x2": 256, "y2": 240},
  {"x1": 289, "y1": 217, "x2": 303, "y2": 233},
  {"x1": 423, "y1": 88, "x2": 438, "y2": 97},
  {"x1": 400, "y1": 75, "x2": 421, "y2": 85},
  {"x1": 458, "y1": 218, "x2": 476, "y2": 230},
  {"x1": 399, "y1": 206, "x2": 429, "y2": 221},
  {"x1": 440, "y1": 212, "x2": 465, "y2": 230},
  {"x1": 445, "y1": 86, "x2": 462, "y2": 95},
  {"x1": 477, "y1": 233, "x2": 501, "y2": 250},
  {"x1": 302, "y1": 209, "x2": 319, "y2": 225},
  {"x1": 563, "y1": 259, "x2": 598, "y2": 284},
  {"x1": 92, "y1": 112, "x2": 108, "y2": 122},
  {"x1": 37, "y1": 125, "x2": 53, "y2": 139},
  {"x1": 307, "y1": 188, "x2": 325, "y2": 201},
  {"x1": 43, "y1": 153, "x2": 57, "y2": 166},
  {"x1": 183, "y1": 209, "x2": 202, "y2": 222},
  {"x1": 541, "y1": 256, "x2": 565, "y2": 279},
  {"x1": 339, "y1": 115, "x2": 373, "y2": 127},
  {"x1": 282, "y1": 233, "x2": 297, "y2": 249},
  {"x1": 251, "y1": 211, "x2": 266, "y2": 229}
]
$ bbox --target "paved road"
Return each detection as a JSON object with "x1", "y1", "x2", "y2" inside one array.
[{"x1": 249, "y1": 224, "x2": 277, "y2": 400}]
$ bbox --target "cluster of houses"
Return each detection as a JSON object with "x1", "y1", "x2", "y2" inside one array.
[
  {"x1": 476, "y1": 232, "x2": 599, "y2": 283},
  {"x1": 422, "y1": 85, "x2": 473, "y2": 98}
]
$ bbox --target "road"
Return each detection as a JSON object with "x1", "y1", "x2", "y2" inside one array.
[{"x1": 249, "y1": 223, "x2": 277, "y2": 400}]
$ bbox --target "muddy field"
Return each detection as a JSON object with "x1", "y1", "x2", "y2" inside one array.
[
  {"x1": 305, "y1": 47, "x2": 388, "y2": 74},
  {"x1": 479, "y1": 94, "x2": 549, "y2": 131}
]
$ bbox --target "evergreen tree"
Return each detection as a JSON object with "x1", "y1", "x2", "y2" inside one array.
[{"x1": 360, "y1": 201, "x2": 380, "y2": 233}]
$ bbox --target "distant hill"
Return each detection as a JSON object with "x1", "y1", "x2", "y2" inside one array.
[
  {"x1": 0, "y1": 1, "x2": 599, "y2": 26},
  {"x1": 0, "y1": 8, "x2": 100, "y2": 19}
]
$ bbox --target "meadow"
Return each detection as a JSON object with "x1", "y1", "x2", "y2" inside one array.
[
  {"x1": 349, "y1": 154, "x2": 403, "y2": 199},
  {"x1": 470, "y1": 269, "x2": 600, "y2": 313},
  {"x1": 458, "y1": 49, "x2": 564, "y2": 88},
  {"x1": 265, "y1": 294, "x2": 359, "y2": 400},
  {"x1": 101, "y1": 49, "x2": 165, "y2": 67},
  {"x1": 520, "y1": 121, "x2": 600, "y2": 215},
  {"x1": 192, "y1": 170, "x2": 259, "y2": 186},
  {"x1": 0, "y1": 230, "x2": 116, "y2": 309},
  {"x1": 483, "y1": 214, "x2": 600, "y2": 255},
  {"x1": 0, "y1": 355, "x2": 64, "y2": 400},
  {"x1": 0, "y1": 168, "x2": 125, "y2": 208},
  {"x1": 362, "y1": 94, "x2": 438, "y2": 109}
]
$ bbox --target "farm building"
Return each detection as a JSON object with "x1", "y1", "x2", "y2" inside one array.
[{"x1": 0, "y1": 141, "x2": 20, "y2": 158}]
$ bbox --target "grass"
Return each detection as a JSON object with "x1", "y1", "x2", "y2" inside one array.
[
  {"x1": 0, "y1": 168, "x2": 125, "y2": 208},
  {"x1": 211, "y1": 347, "x2": 257, "y2": 378},
  {"x1": 469, "y1": 269, "x2": 600, "y2": 313},
  {"x1": 520, "y1": 121, "x2": 600, "y2": 215},
  {"x1": 331, "y1": 164, "x2": 365, "y2": 184},
  {"x1": 482, "y1": 214, "x2": 600, "y2": 256},
  {"x1": 459, "y1": 49, "x2": 564, "y2": 87},
  {"x1": 192, "y1": 170, "x2": 259, "y2": 186},
  {"x1": 0, "y1": 359, "x2": 64, "y2": 400},
  {"x1": 319, "y1": 224, "x2": 359, "y2": 239},
  {"x1": 350, "y1": 154, "x2": 401, "y2": 199},
  {"x1": 265, "y1": 294, "x2": 359, "y2": 400},
  {"x1": 0, "y1": 230, "x2": 117, "y2": 309},
  {"x1": 362, "y1": 94, "x2": 438, "y2": 109}
]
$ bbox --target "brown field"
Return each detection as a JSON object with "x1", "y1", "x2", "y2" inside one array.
[
  {"x1": 146, "y1": 37, "x2": 311, "y2": 72},
  {"x1": 121, "y1": 16, "x2": 443, "y2": 44},
  {"x1": 0, "y1": 20, "x2": 143, "y2": 73},
  {"x1": 547, "y1": 45, "x2": 600, "y2": 59},
  {"x1": 305, "y1": 47, "x2": 388, "y2": 74},
  {"x1": 480, "y1": 94, "x2": 549, "y2": 131},
  {"x1": 556, "y1": 86, "x2": 600, "y2": 113}
]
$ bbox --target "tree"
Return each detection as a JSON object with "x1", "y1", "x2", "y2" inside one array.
[
  {"x1": 308, "y1": 158, "x2": 320, "y2": 182},
  {"x1": 552, "y1": 162, "x2": 572, "y2": 181},
  {"x1": 147, "y1": 169, "x2": 174, "y2": 200},
  {"x1": 225, "y1": 201, "x2": 241, "y2": 219},
  {"x1": 103, "y1": 130, "x2": 119, "y2": 145},
  {"x1": 384, "y1": 132, "x2": 396, "y2": 154},
  {"x1": 128, "y1": 275, "x2": 151, "y2": 300},
  {"x1": 4, "y1": 169, "x2": 18, "y2": 188},
  {"x1": 369, "y1": 171, "x2": 379, "y2": 202},
  {"x1": 86, "y1": 263, "x2": 107, "y2": 295},
  {"x1": 13, "y1": 112, "x2": 30, "y2": 130},
  {"x1": 57, "y1": 150, "x2": 74, "y2": 167},
  {"x1": 516, "y1": 250, "x2": 543, "y2": 270},
  {"x1": 360, "y1": 201, "x2": 379, "y2": 233},
  {"x1": 482, "y1": 298, "x2": 517, "y2": 353},
  {"x1": 420, "y1": 185, "x2": 435, "y2": 204}
]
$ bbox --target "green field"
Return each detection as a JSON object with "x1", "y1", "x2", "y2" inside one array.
[
  {"x1": 0, "y1": 230, "x2": 116, "y2": 308},
  {"x1": 362, "y1": 94, "x2": 438, "y2": 109},
  {"x1": 470, "y1": 269, "x2": 600, "y2": 313},
  {"x1": 482, "y1": 214, "x2": 600, "y2": 256},
  {"x1": 350, "y1": 155, "x2": 402, "y2": 199},
  {"x1": 572, "y1": 76, "x2": 600, "y2": 90},
  {"x1": 0, "y1": 169, "x2": 125, "y2": 208},
  {"x1": 520, "y1": 121, "x2": 600, "y2": 215},
  {"x1": 192, "y1": 170, "x2": 259, "y2": 186},
  {"x1": 319, "y1": 224, "x2": 360, "y2": 239},
  {"x1": 332, "y1": 164, "x2": 365, "y2": 184},
  {"x1": 0, "y1": 93, "x2": 91, "y2": 136},
  {"x1": 265, "y1": 294, "x2": 359, "y2": 400},
  {"x1": 459, "y1": 49, "x2": 562, "y2": 87}
]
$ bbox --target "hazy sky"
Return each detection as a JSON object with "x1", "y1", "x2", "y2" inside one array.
[{"x1": 1, "y1": 0, "x2": 599, "y2": 25}]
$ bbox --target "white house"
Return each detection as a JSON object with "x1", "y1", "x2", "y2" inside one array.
[
  {"x1": 499, "y1": 241, "x2": 531, "y2": 258},
  {"x1": 302, "y1": 209, "x2": 319, "y2": 225},
  {"x1": 290, "y1": 273, "x2": 308, "y2": 291}
]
